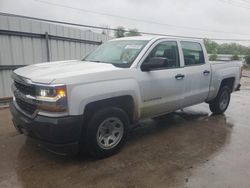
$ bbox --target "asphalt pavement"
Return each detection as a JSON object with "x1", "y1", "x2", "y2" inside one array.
[{"x1": 0, "y1": 76, "x2": 250, "y2": 188}]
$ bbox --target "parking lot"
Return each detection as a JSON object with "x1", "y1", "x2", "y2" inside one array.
[{"x1": 0, "y1": 75, "x2": 250, "y2": 188}]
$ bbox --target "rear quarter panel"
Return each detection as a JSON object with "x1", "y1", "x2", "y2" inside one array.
[{"x1": 207, "y1": 61, "x2": 241, "y2": 101}]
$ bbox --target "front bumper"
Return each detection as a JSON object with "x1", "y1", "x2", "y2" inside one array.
[{"x1": 10, "y1": 101, "x2": 83, "y2": 155}]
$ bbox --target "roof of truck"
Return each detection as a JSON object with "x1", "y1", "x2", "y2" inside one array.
[{"x1": 112, "y1": 35, "x2": 203, "y2": 43}]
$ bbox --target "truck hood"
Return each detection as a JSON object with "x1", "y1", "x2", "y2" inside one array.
[{"x1": 14, "y1": 60, "x2": 120, "y2": 84}]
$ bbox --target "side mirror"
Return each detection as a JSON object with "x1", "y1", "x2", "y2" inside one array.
[{"x1": 141, "y1": 57, "x2": 168, "y2": 72}]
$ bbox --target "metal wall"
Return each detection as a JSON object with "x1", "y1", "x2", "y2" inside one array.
[{"x1": 0, "y1": 14, "x2": 111, "y2": 98}]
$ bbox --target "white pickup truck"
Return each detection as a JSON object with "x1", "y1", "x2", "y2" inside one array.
[{"x1": 10, "y1": 36, "x2": 242, "y2": 158}]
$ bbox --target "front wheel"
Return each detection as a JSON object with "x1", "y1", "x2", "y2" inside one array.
[
  {"x1": 83, "y1": 107, "x2": 129, "y2": 159},
  {"x1": 209, "y1": 86, "x2": 231, "y2": 114}
]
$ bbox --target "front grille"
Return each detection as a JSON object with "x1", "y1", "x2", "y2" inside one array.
[
  {"x1": 14, "y1": 81, "x2": 36, "y2": 96},
  {"x1": 16, "y1": 97, "x2": 37, "y2": 115}
]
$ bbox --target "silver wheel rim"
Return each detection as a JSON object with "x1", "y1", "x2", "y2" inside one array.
[
  {"x1": 219, "y1": 91, "x2": 229, "y2": 110},
  {"x1": 96, "y1": 117, "x2": 124, "y2": 150}
]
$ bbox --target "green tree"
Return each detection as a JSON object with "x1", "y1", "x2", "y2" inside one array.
[
  {"x1": 125, "y1": 28, "x2": 141, "y2": 37},
  {"x1": 204, "y1": 39, "x2": 250, "y2": 55},
  {"x1": 217, "y1": 43, "x2": 248, "y2": 55},
  {"x1": 209, "y1": 53, "x2": 218, "y2": 61},
  {"x1": 204, "y1": 39, "x2": 219, "y2": 54},
  {"x1": 245, "y1": 55, "x2": 250, "y2": 65},
  {"x1": 231, "y1": 54, "x2": 240, "y2": 60},
  {"x1": 114, "y1": 26, "x2": 125, "y2": 38}
]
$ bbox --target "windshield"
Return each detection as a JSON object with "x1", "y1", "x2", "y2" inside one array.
[{"x1": 83, "y1": 40, "x2": 149, "y2": 68}]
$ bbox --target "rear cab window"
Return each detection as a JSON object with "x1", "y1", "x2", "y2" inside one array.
[{"x1": 180, "y1": 41, "x2": 205, "y2": 66}]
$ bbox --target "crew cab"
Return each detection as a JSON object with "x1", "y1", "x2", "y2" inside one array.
[{"x1": 10, "y1": 36, "x2": 242, "y2": 158}]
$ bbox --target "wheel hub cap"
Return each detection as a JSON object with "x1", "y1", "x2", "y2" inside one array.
[
  {"x1": 219, "y1": 91, "x2": 229, "y2": 110},
  {"x1": 96, "y1": 117, "x2": 124, "y2": 150}
]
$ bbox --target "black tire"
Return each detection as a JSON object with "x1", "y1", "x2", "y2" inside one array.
[
  {"x1": 82, "y1": 107, "x2": 129, "y2": 159},
  {"x1": 209, "y1": 86, "x2": 231, "y2": 114}
]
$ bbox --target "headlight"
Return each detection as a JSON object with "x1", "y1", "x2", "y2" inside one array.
[
  {"x1": 35, "y1": 85, "x2": 67, "y2": 112},
  {"x1": 36, "y1": 86, "x2": 66, "y2": 101}
]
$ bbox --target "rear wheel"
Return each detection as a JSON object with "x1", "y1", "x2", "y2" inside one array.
[
  {"x1": 83, "y1": 107, "x2": 129, "y2": 159},
  {"x1": 209, "y1": 86, "x2": 231, "y2": 114}
]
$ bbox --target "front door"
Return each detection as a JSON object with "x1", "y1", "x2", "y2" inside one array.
[{"x1": 137, "y1": 40, "x2": 185, "y2": 118}]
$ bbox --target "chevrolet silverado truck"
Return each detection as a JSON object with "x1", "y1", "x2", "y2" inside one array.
[{"x1": 10, "y1": 36, "x2": 242, "y2": 158}]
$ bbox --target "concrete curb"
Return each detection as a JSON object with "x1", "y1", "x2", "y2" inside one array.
[{"x1": 0, "y1": 105, "x2": 9, "y2": 109}]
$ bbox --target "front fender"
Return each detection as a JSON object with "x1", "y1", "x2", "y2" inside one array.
[{"x1": 67, "y1": 79, "x2": 141, "y2": 117}]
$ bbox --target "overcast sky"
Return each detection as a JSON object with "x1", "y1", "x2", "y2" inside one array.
[{"x1": 1, "y1": 0, "x2": 250, "y2": 45}]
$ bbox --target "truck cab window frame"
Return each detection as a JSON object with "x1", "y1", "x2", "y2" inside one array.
[
  {"x1": 141, "y1": 41, "x2": 180, "y2": 70},
  {"x1": 180, "y1": 41, "x2": 205, "y2": 66}
]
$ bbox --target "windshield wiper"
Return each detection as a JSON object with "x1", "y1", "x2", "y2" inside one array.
[
  {"x1": 88, "y1": 60, "x2": 101, "y2": 63},
  {"x1": 84, "y1": 60, "x2": 118, "y2": 65},
  {"x1": 89, "y1": 60, "x2": 114, "y2": 64},
  {"x1": 81, "y1": 59, "x2": 101, "y2": 63}
]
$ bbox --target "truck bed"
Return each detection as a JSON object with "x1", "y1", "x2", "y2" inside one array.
[{"x1": 207, "y1": 60, "x2": 242, "y2": 101}]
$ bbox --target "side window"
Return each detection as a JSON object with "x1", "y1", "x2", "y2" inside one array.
[
  {"x1": 144, "y1": 41, "x2": 180, "y2": 68},
  {"x1": 181, "y1": 42, "x2": 205, "y2": 66}
]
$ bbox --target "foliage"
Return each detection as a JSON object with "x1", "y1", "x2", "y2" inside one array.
[
  {"x1": 244, "y1": 55, "x2": 250, "y2": 65},
  {"x1": 125, "y1": 29, "x2": 141, "y2": 37},
  {"x1": 114, "y1": 27, "x2": 141, "y2": 38},
  {"x1": 114, "y1": 26, "x2": 125, "y2": 38},
  {"x1": 204, "y1": 39, "x2": 250, "y2": 55},
  {"x1": 243, "y1": 64, "x2": 249, "y2": 69},
  {"x1": 204, "y1": 39, "x2": 219, "y2": 54},
  {"x1": 209, "y1": 54, "x2": 218, "y2": 61},
  {"x1": 231, "y1": 54, "x2": 240, "y2": 60},
  {"x1": 101, "y1": 25, "x2": 111, "y2": 36}
]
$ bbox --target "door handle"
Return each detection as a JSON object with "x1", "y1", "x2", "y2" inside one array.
[
  {"x1": 203, "y1": 70, "x2": 210, "y2": 75},
  {"x1": 175, "y1": 74, "x2": 185, "y2": 80}
]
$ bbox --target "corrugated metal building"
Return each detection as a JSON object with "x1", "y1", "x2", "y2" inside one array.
[{"x1": 0, "y1": 14, "x2": 111, "y2": 99}]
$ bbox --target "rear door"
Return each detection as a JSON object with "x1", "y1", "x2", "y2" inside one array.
[{"x1": 180, "y1": 41, "x2": 211, "y2": 107}]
